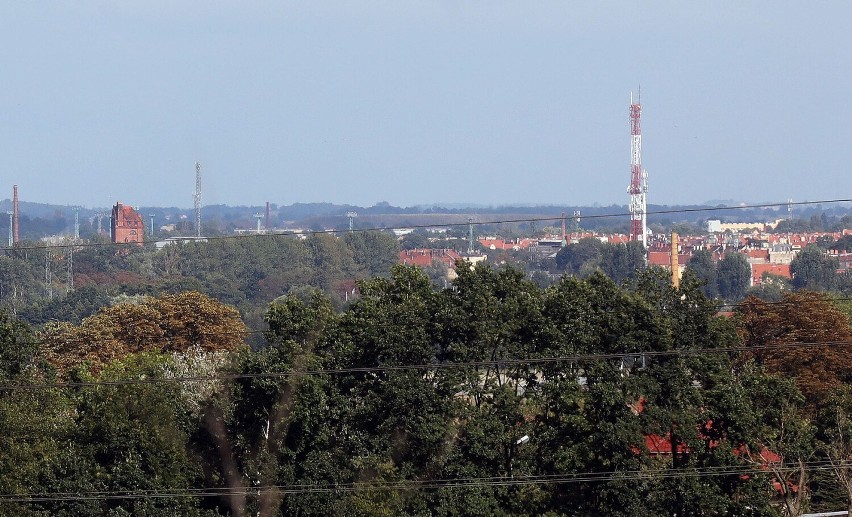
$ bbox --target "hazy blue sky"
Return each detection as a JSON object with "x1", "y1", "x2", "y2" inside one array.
[{"x1": 1, "y1": 2, "x2": 850, "y2": 209}]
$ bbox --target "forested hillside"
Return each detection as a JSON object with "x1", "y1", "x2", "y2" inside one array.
[
  {"x1": 2, "y1": 232, "x2": 400, "y2": 341},
  {"x1": 2, "y1": 263, "x2": 852, "y2": 515}
]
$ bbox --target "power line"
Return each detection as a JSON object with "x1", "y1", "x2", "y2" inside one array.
[
  {"x1": 3, "y1": 339, "x2": 851, "y2": 392},
  {"x1": 21, "y1": 290, "x2": 852, "y2": 345},
  {"x1": 22, "y1": 289, "x2": 852, "y2": 348},
  {"x1": 0, "y1": 461, "x2": 840, "y2": 502},
  {"x1": 4, "y1": 197, "x2": 851, "y2": 252}
]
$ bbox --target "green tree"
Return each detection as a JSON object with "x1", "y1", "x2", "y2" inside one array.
[
  {"x1": 818, "y1": 386, "x2": 852, "y2": 515},
  {"x1": 599, "y1": 241, "x2": 646, "y2": 283},
  {"x1": 685, "y1": 249, "x2": 718, "y2": 298},
  {"x1": 832, "y1": 235, "x2": 852, "y2": 252},
  {"x1": 555, "y1": 237, "x2": 604, "y2": 275},
  {"x1": 717, "y1": 252, "x2": 751, "y2": 301},
  {"x1": 431, "y1": 263, "x2": 549, "y2": 514},
  {"x1": 791, "y1": 245, "x2": 839, "y2": 291},
  {"x1": 629, "y1": 269, "x2": 767, "y2": 516},
  {"x1": 59, "y1": 353, "x2": 209, "y2": 516},
  {"x1": 343, "y1": 230, "x2": 400, "y2": 278},
  {"x1": 210, "y1": 291, "x2": 340, "y2": 517},
  {"x1": 0, "y1": 312, "x2": 75, "y2": 516},
  {"x1": 399, "y1": 232, "x2": 430, "y2": 250}
]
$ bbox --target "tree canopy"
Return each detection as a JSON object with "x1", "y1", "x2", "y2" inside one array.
[
  {"x1": 4, "y1": 262, "x2": 852, "y2": 514},
  {"x1": 40, "y1": 291, "x2": 247, "y2": 373}
]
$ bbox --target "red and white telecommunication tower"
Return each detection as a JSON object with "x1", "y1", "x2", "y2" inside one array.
[{"x1": 628, "y1": 91, "x2": 647, "y2": 247}]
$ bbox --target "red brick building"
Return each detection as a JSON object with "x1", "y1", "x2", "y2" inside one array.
[{"x1": 111, "y1": 202, "x2": 144, "y2": 244}]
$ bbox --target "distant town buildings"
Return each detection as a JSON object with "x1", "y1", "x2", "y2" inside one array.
[
  {"x1": 111, "y1": 202, "x2": 144, "y2": 244},
  {"x1": 154, "y1": 236, "x2": 209, "y2": 250},
  {"x1": 399, "y1": 249, "x2": 464, "y2": 279},
  {"x1": 706, "y1": 219, "x2": 784, "y2": 233},
  {"x1": 449, "y1": 225, "x2": 852, "y2": 289}
]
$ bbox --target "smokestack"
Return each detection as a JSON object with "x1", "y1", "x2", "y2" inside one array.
[
  {"x1": 671, "y1": 232, "x2": 679, "y2": 289},
  {"x1": 12, "y1": 185, "x2": 19, "y2": 244},
  {"x1": 265, "y1": 202, "x2": 270, "y2": 230}
]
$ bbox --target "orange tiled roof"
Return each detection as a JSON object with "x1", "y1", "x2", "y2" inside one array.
[{"x1": 399, "y1": 249, "x2": 462, "y2": 269}]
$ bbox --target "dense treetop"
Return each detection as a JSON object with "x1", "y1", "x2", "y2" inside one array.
[
  {"x1": 41, "y1": 291, "x2": 247, "y2": 374},
  {"x1": 0, "y1": 262, "x2": 851, "y2": 515}
]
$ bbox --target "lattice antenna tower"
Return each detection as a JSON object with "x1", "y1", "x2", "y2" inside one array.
[
  {"x1": 73, "y1": 207, "x2": 80, "y2": 240},
  {"x1": 12, "y1": 185, "x2": 19, "y2": 244},
  {"x1": 44, "y1": 248, "x2": 53, "y2": 300},
  {"x1": 467, "y1": 218, "x2": 475, "y2": 254},
  {"x1": 628, "y1": 89, "x2": 648, "y2": 248},
  {"x1": 66, "y1": 245, "x2": 73, "y2": 293},
  {"x1": 346, "y1": 211, "x2": 358, "y2": 232},
  {"x1": 194, "y1": 162, "x2": 202, "y2": 238}
]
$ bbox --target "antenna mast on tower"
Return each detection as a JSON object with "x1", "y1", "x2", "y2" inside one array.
[
  {"x1": 194, "y1": 162, "x2": 202, "y2": 238},
  {"x1": 346, "y1": 211, "x2": 358, "y2": 232},
  {"x1": 628, "y1": 90, "x2": 647, "y2": 247},
  {"x1": 73, "y1": 207, "x2": 80, "y2": 240},
  {"x1": 12, "y1": 185, "x2": 19, "y2": 244}
]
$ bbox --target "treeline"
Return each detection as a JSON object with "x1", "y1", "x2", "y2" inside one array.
[
  {"x1": 3, "y1": 265, "x2": 852, "y2": 515},
  {"x1": 1, "y1": 232, "x2": 400, "y2": 337},
  {"x1": 550, "y1": 237, "x2": 852, "y2": 303}
]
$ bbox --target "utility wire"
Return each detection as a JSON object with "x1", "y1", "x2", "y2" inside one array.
[
  {"x1": 4, "y1": 197, "x2": 851, "y2": 252},
  {"x1": 0, "y1": 461, "x2": 840, "y2": 502},
  {"x1": 20, "y1": 291, "x2": 852, "y2": 348},
  {"x1": 3, "y1": 339, "x2": 851, "y2": 392}
]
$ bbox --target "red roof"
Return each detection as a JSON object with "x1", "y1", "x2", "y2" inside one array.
[
  {"x1": 478, "y1": 238, "x2": 533, "y2": 251},
  {"x1": 747, "y1": 249, "x2": 770, "y2": 261},
  {"x1": 399, "y1": 249, "x2": 462, "y2": 269},
  {"x1": 644, "y1": 434, "x2": 690, "y2": 455},
  {"x1": 648, "y1": 251, "x2": 671, "y2": 266},
  {"x1": 751, "y1": 263, "x2": 791, "y2": 286}
]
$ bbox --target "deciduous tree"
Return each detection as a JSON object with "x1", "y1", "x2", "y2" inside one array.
[
  {"x1": 791, "y1": 245, "x2": 839, "y2": 291},
  {"x1": 41, "y1": 291, "x2": 247, "y2": 373}
]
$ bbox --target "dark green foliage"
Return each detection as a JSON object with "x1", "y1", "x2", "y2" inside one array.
[
  {"x1": 556, "y1": 238, "x2": 646, "y2": 282},
  {"x1": 791, "y1": 245, "x2": 839, "y2": 291},
  {"x1": 832, "y1": 235, "x2": 852, "y2": 252},
  {"x1": 717, "y1": 252, "x2": 751, "y2": 301},
  {"x1": 343, "y1": 231, "x2": 400, "y2": 277},
  {"x1": 19, "y1": 283, "x2": 113, "y2": 325},
  {"x1": 685, "y1": 249, "x2": 718, "y2": 299},
  {"x1": 399, "y1": 231, "x2": 430, "y2": 250},
  {"x1": 0, "y1": 310, "x2": 37, "y2": 381},
  {"x1": 60, "y1": 354, "x2": 206, "y2": 516},
  {"x1": 7, "y1": 262, "x2": 852, "y2": 514},
  {"x1": 555, "y1": 237, "x2": 603, "y2": 275},
  {"x1": 599, "y1": 241, "x2": 646, "y2": 283},
  {"x1": 0, "y1": 231, "x2": 400, "y2": 332}
]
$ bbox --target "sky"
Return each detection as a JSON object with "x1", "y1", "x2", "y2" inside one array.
[{"x1": 1, "y1": 1, "x2": 850, "y2": 209}]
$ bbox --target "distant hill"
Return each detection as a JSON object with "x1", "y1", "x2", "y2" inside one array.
[{"x1": 1, "y1": 198, "x2": 849, "y2": 240}]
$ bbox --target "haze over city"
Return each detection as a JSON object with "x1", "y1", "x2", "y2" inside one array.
[{"x1": 1, "y1": 2, "x2": 850, "y2": 209}]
